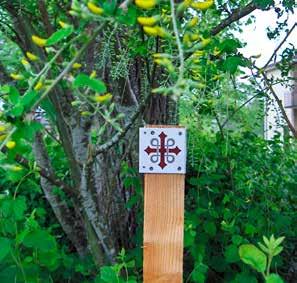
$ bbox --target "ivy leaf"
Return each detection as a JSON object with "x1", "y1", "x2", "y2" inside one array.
[
  {"x1": 0, "y1": 237, "x2": 10, "y2": 262},
  {"x1": 46, "y1": 27, "x2": 73, "y2": 46},
  {"x1": 73, "y1": 74, "x2": 107, "y2": 93},
  {"x1": 239, "y1": 244, "x2": 267, "y2": 273},
  {"x1": 265, "y1": 274, "x2": 284, "y2": 283}
]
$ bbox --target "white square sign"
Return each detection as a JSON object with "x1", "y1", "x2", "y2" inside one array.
[{"x1": 139, "y1": 127, "x2": 187, "y2": 174}]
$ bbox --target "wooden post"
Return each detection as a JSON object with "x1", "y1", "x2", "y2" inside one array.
[{"x1": 139, "y1": 126, "x2": 186, "y2": 283}]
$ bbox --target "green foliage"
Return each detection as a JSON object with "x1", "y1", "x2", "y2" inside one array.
[
  {"x1": 46, "y1": 27, "x2": 74, "y2": 46},
  {"x1": 239, "y1": 244, "x2": 267, "y2": 273},
  {"x1": 239, "y1": 235, "x2": 285, "y2": 281},
  {"x1": 73, "y1": 74, "x2": 107, "y2": 93},
  {"x1": 0, "y1": 0, "x2": 296, "y2": 282}
]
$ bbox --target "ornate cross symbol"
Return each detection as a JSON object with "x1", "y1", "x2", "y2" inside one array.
[{"x1": 144, "y1": 131, "x2": 181, "y2": 169}]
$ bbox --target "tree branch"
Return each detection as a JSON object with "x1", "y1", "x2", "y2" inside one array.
[
  {"x1": 210, "y1": 2, "x2": 257, "y2": 36},
  {"x1": 263, "y1": 23, "x2": 297, "y2": 69},
  {"x1": 92, "y1": 92, "x2": 151, "y2": 159},
  {"x1": 261, "y1": 71, "x2": 297, "y2": 138},
  {"x1": 1, "y1": 147, "x2": 76, "y2": 197}
]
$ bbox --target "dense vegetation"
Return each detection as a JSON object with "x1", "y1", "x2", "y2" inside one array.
[{"x1": 0, "y1": 0, "x2": 296, "y2": 282}]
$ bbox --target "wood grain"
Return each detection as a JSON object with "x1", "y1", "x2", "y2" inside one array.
[{"x1": 143, "y1": 125, "x2": 185, "y2": 283}]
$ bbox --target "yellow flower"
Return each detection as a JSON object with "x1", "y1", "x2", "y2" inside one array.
[
  {"x1": 212, "y1": 74, "x2": 223, "y2": 81},
  {"x1": 26, "y1": 52, "x2": 39, "y2": 61},
  {"x1": 177, "y1": 0, "x2": 193, "y2": 13},
  {"x1": 81, "y1": 111, "x2": 92, "y2": 116},
  {"x1": 183, "y1": 33, "x2": 191, "y2": 46},
  {"x1": 190, "y1": 33, "x2": 200, "y2": 41},
  {"x1": 154, "y1": 58, "x2": 175, "y2": 73},
  {"x1": 137, "y1": 16, "x2": 159, "y2": 26},
  {"x1": 213, "y1": 47, "x2": 221, "y2": 56},
  {"x1": 93, "y1": 93, "x2": 113, "y2": 103},
  {"x1": 90, "y1": 70, "x2": 97, "y2": 78},
  {"x1": 187, "y1": 16, "x2": 199, "y2": 28},
  {"x1": 87, "y1": 2, "x2": 104, "y2": 15},
  {"x1": 193, "y1": 50, "x2": 205, "y2": 58},
  {"x1": 0, "y1": 134, "x2": 7, "y2": 141},
  {"x1": 10, "y1": 73, "x2": 23, "y2": 81},
  {"x1": 135, "y1": 0, "x2": 157, "y2": 9},
  {"x1": 0, "y1": 125, "x2": 6, "y2": 132},
  {"x1": 34, "y1": 81, "x2": 43, "y2": 91},
  {"x1": 72, "y1": 63, "x2": 82, "y2": 69},
  {"x1": 32, "y1": 35, "x2": 47, "y2": 47},
  {"x1": 59, "y1": 21, "x2": 68, "y2": 28},
  {"x1": 6, "y1": 141, "x2": 16, "y2": 149},
  {"x1": 11, "y1": 165, "x2": 23, "y2": 172},
  {"x1": 153, "y1": 53, "x2": 170, "y2": 59},
  {"x1": 143, "y1": 26, "x2": 166, "y2": 37},
  {"x1": 191, "y1": 0, "x2": 214, "y2": 11},
  {"x1": 201, "y1": 38, "x2": 211, "y2": 47},
  {"x1": 21, "y1": 58, "x2": 30, "y2": 66},
  {"x1": 71, "y1": 100, "x2": 81, "y2": 106}
]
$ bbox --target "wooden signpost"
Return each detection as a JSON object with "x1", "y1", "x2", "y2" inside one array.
[{"x1": 139, "y1": 126, "x2": 186, "y2": 283}]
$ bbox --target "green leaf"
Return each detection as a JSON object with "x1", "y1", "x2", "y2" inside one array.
[
  {"x1": 8, "y1": 86, "x2": 20, "y2": 104},
  {"x1": 233, "y1": 272, "x2": 258, "y2": 283},
  {"x1": 46, "y1": 27, "x2": 73, "y2": 46},
  {"x1": 100, "y1": 266, "x2": 118, "y2": 283},
  {"x1": 223, "y1": 56, "x2": 246, "y2": 74},
  {"x1": 239, "y1": 244, "x2": 267, "y2": 273},
  {"x1": 253, "y1": 0, "x2": 274, "y2": 9},
  {"x1": 116, "y1": 6, "x2": 137, "y2": 26},
  {"x1": 225, "y1": 244, "x2": 240, "y2": 263},
  {"x1": 258, "y1": 242, "x2": 269, "y2": 254},
  {"x1": 191, "y1": 262, "x2": 208, "y2": 283},
  {"x1": 0, "y1": 266, "x2": 18, "y2": 282},
  {"x1": 203, "y1": 222, "x2": 216, "y2": 237},
  {"x1": 13, "y1": 197, "x2": 27, "y2": 220},
  {"x1": 0, "y1": 237, "x2": 10, "y2": 262},
  {"x1": 272, "y1": 246, "x2": 283, "y2": 256},
  {"x1": 21, "y1": 90, "x2": 38, "y2": 108},
  {"x1": 273, "y1": 236, "x2": 285, "y2": 248},
  {"x1": 73, "y1": 74, "x2": 106, "y2": 93},
  {"x1": 23, "y1": 230, "x2": 56, "y2": 251},
  {"x1": 219, "y1": 39, "x2": 241, "y2": 53},
  {"x1": 10, "y1": 104, "x2": 24, "y2": 117},
  {"x1": 232, "y1": 235, "x2": 243, "y2": 245},
  {"x1": 265, "y1": 274, "x2": 284, "y2": 283}
]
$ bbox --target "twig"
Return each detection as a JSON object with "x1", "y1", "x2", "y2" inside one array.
[
  {"x1": 0, "y1": 147, "x2": 76, "y2": 196},
  {"x1": 261, "y1": 71, "x2": 297, "y2": 138},
  {"x1": 210, "y1": 2, "x2": 257, "y2": 36},
  {"x1": 221, "y1": 92, "x2": 262, "y2": 128},
  {"x1": 170, "y1": 0, "x2": 184, "y2": 81},
  {"x1": 185, "y1": 2, "x2": 258, "y2": 61},
  {"x1": 92, "y1": 92, "x2": 151, "y2": 159},
  {"x1": 30, "y1": 23, "x2": 106, "y2": 111},
  {"x1": 263, "y1": 23, "x2": 296, "y2": 69}
]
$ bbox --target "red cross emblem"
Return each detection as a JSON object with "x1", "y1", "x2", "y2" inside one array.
[{"x1": 144, "y1": 131, "x2": 181, "y2": 169}]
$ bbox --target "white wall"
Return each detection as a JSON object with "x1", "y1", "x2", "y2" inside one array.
[{"x1": 264, "y1": 67, "x2": 296, "y2": 139}]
